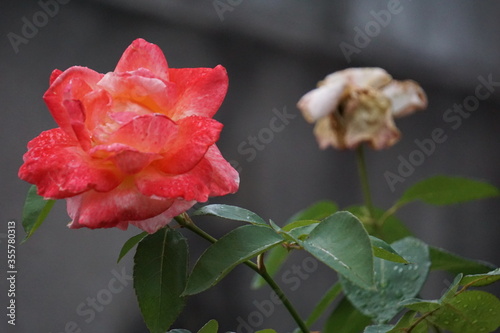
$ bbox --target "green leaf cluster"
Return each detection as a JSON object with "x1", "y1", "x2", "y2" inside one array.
[{"x1": 20, "y1": 175, "x2": 500, "y2": 333}]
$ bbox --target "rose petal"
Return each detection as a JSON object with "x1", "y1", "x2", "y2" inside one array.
[
  {"x1": 43, "y1": 66, "x2": 103, "y2": 141},
  {"x1": 114, "y1": 38, "x2": 169, "y2": 82},
  {"x1": 313, "y1": 114, "x2": 344, "y2": 150},
  {"x1": 106, "y1": 114, "x2": 178, "y2": 153},
  {"x1": 325, "y1": 67, "x2": 392, "y2": 89},
  {"x1": 343, "y1": 89, "x2": 400, "y2": 150},
  {"x1": 202, "y1": 145, "x2": 240, "y2": 196},
  {"x1": 66, "y1": 182, "x2": 174, "y2": 230},
  {"x1": 97, "y1": 70, "x2": 178, "y2": 117},
  {"x1": 168, "y1": 65, "x2": 228, "y2": 119},
  {"x1": 154, "y1": 116, "x2": 223, "y2": 174},
  {"x1": 90, "y1": 143, "x2": 163, "y2": 174},
  {"x1": 82, "y1": 90, "x2": 113, "y2": 140},
  {"x1": 63, "y1": 99, "x2": 92, "y2": 151},
  {"x1": 130, "y1": 199, "x2": 196, "y2": 233},
  {"x1": 382, "y1": 80, "x2": 428, "y2": 118},
  {"x1": 19, "y1": 128, "x2": 121, "y2": 199},
  {"x1": 137, "y1": 145, "x2": 239, "y2": 202},
  {"x1": 49, "y1": 69, "x2": 63, "y2": 85},
  {"x1": 297, "y1": 79, "x2": 346, "y2": 123}
]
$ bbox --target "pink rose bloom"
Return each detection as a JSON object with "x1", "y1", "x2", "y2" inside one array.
[
  {"x1": 19, "y1": 38, "x2": 239, "y2": 233},
  {"x1": 297, "y1": 68, "x2": 428, "y2": 150}
]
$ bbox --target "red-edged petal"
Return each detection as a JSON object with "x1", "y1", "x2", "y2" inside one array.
[
  {"x1": 154, "y1": 116, "x2": 223, "y2": 174},
  {"x1": 114, "y1": 39, "x2": 169, "y2": 82},
  {"x1": 49, "y1": 69, "x2": 63, "y2": 85},
  {"x1": 19, "y1": 128, "x2": 122, "y2": 199},
  {"x1": 137, "y1": 145, "x2": 239, "y2": 202},
  {"x1": 168, "y1": 65, "x2": 228, "y2": 119},
  {"x1": 63, "y1": 99, "x2": 92, "y2": 151},
  {"x1": 43, "y1": 66, "x2": 103, "y2": 142},
  {"x1": 130, "y1": 199, "x2": 196, "y2": 233},
  {"x1": 66, "y1": 183, "x2": 174, "y2": 230},
  {"x1": 90, "y1": 143, "x2": 163, "y2": 174},
  {"x1": 106, "y1": 114, "x2": 178, "y2": 153}
]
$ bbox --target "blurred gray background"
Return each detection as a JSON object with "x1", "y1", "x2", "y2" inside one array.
[{"x1": 1, "y1": 0, "x2": 499, "y2": 332}]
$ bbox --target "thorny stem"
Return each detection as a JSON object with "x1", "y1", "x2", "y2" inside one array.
[
  {"x1": 356, "y1": 145, "x2": 376, "y2": 221},
  {"x1": 175, "y1": 213, "x2": 310, "y2": 333}
]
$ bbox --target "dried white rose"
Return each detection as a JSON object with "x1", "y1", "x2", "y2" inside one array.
[{"x1": 298, "y1": 68, "x2": 427, "y2": 150}]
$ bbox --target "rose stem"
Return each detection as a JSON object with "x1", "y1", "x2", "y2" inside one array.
[
  {"x1": 175, "y1": 213, "x2": 310, "y2": 333},
  {"x1": 356, "y1": 144, "x2": 376, "y2": 221}
]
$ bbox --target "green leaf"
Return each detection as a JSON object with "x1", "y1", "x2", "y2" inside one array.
[
  {"x1": 250, "y1": 245, "x2": 288, "y2": 289},
  {"x1": 21, "y1": 185, "x2": 55, "y2": 242},
  {"x1": 134, "y1": 228, "x2": 188, "y2": 333},
  {"x1": 184, "y1": 225, "x2": 284, "y2": 295},
  {"x1": 255, "y1": 330, "x2": 278, "y2": 333},
  {"x1": 286, "y1": 200, "x2": 338, "y2": 223},
  {"x1": 251, "y1": 201, "x2": 337, "y2": 290},
  {"x1": 363, "y1": 324, "x2": 393, "y2": 333},
  {"x1": 167, "y1": 330, "x2": 191, "y2": 333},
  {"x1": 324, "y1": 297, "x2": 372, "y2": 333},
  {"x1": 429, "y1": 246, "x2": 495, "y2": 275},
  {"x1": 365, "y1": 311, "x2": 430, "y2": 333},
  {"x1": 117, "y1": 231, "x2": 148, "y2": 263},
  {"x1": 398, "y1": 175, "x2": 499, "y2": 206},
  {"x1": 428, "y1": 291, "x2": 500, "y2": 333},
  {"x1": 389, "y1": 310, "x2": 430, "y2": 333},
  {"x1": 197, "y1": 319, "x2": 218, "y2": 333},
  {"x1": 287, "y1": 223, "x2": 320, "y2": 240},
  {"x1": 252, "y1": 220, "x2": 321, "y2": 289},
  {"x1": 340, "y1": 237, "x2": 431, "y2": 323},
  {"x1": 460, "y1": 268, "x2": 500, "y2": 287},
  {"x1": 370, "y1": 236, "x2": 409, "y2": 264},
  {"x1": 282, "y1": 219, "x2": 320, "y2": 232},
  {"x1": 302, "y1": 211, "x2": 374, "y2": 288},
  {"x1": 305, "y1": 282, "x2": 342, "y2": 327},
  {"x1": 192, "y1": 204, "x2": 266, "y2": 225}
]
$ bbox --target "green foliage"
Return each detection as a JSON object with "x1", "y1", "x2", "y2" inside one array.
[
  {"x1": 197, "y1": 319, "x2": 218, "y2": 333},
  {"x1": 340, "y1": 237, "x2": 431, "y2": 323},
  {"x1": 429, "y1": 246, "x2": 495, "y2": 275},
  {"x1": 370, "y1": 236, "x2": 409, "y2": 264},
  {"x1": 346, "y1": 205, "x2": 413, "y2": 242},
  {"x1": 302, "y1": 211, "x2": 374, "y2": 289},
  {"x1": 251, "y1": 200, "x2": 337, "y2": 289},
  {"x1": 134, "y1": 228, "x2": 188, "y2": 333},
  {"x1": 184, "y1": 224, "x2": 284, "y2": 295},
  {"x1": 403, "y1": 290, "x2": 500, "y2": 333},
  {"x1": 165, "y1": 320, "x2": 218, "y2": 333},
  {"x1": 286, "y1": 200, "x2": 338, "y2": 223},
  {"x1": 364, "y1": 311, "x2": 430, "y2": 332},
  {"x1": 21, "y1": 185, "x2": 55, "y2": 242},
  {"x1": 192, "y1": 204, "x2": 266, "y2": 225},
  {"x1": 459, "y1": 268, "x2": 500, "y2": 287},
  {"x1": 398, "y1": 175, "x2": 499, "y2": 206},
  {"x1": 117, "y1": 231, "x2": 148, "y2": 263},
  {"x1": 250, "y1": 245, "x2": 288, "y2": 289}
]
